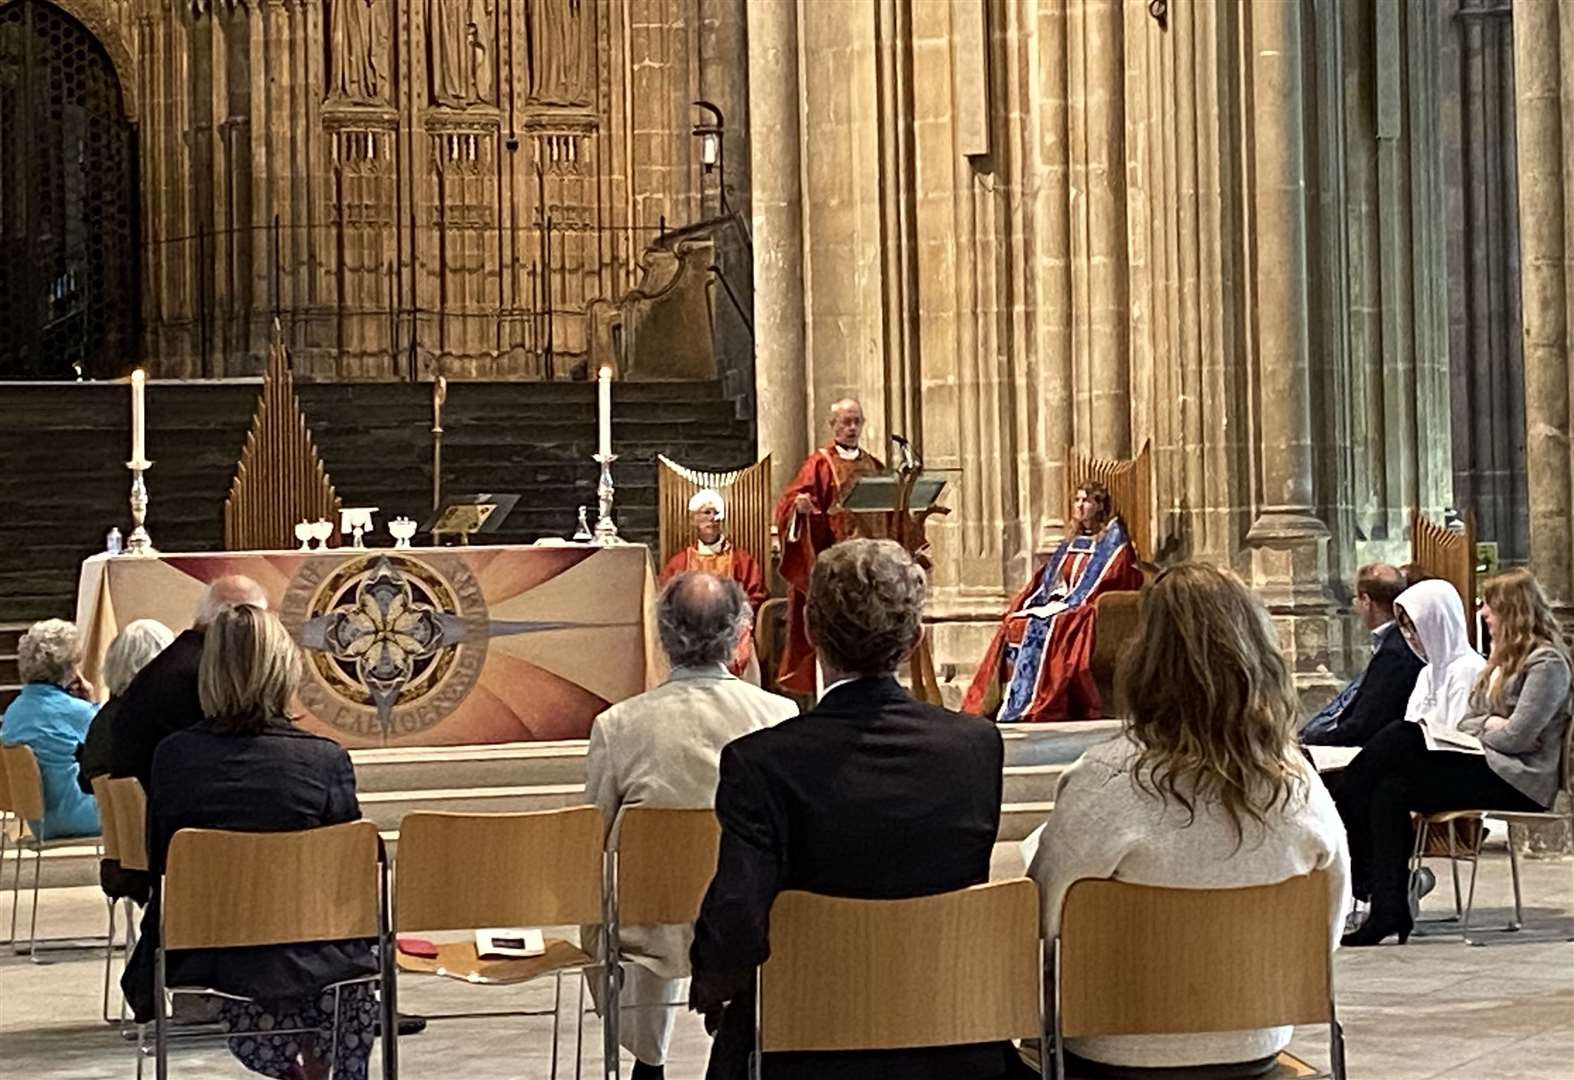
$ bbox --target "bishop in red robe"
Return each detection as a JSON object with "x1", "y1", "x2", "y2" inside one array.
[
  {"x1": 773, "y1": 399, "x2": 883, "y2": 694},
  {"x1": 963, "y1": 481, "x2": 1143, "y2": 723},
  {"x1": 658, "y1": 488, "x2": 767, "y2": 612}
]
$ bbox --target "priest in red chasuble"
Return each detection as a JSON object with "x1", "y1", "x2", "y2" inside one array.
[
  {"x1": 659, "y1": 488, "x2": 767, "y2": 612},
  {"x1": 773, "y1": 398, "x2": 883, "y2": 694},
  {"x1": 963, "y1": 481, "x2": 1143, "y2": 723}
]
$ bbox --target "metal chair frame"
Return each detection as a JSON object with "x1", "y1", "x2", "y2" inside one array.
[{"x1": 1, "y1": 744, "x2": 106, "y2": 960}]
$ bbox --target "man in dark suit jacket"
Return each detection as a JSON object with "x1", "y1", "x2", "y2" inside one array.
[
  {"x1": 109, "y1": 575, "x2": 268, "y2": 790},
  {"x1": 1302, "y1": 563, "x2": 1424, "y2": 747},
  {"x1": 690, "y1": 539, "x2": 1022, "y2": 1080}
]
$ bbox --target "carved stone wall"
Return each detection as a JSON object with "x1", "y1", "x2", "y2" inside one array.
[{"x1": 56, "y1": 0, "x2": 748, "y2": 380}]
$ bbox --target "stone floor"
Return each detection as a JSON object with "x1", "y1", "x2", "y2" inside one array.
[{"x1": 0, "y1": 844, "x2": 1569, "y2": 1080}]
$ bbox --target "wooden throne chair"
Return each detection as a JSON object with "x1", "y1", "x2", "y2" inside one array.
[
  {"x1": 1064, "y1": 441, "x2": 1154, "y2": 715},
  {"x1": 656, "y1": 455, "x2": 781, "y2": 681},
  {"x1": 1410, "y1": 510, "x2": 1479, "y2": 649}
]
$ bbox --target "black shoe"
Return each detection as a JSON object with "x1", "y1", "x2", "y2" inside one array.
[
  {"x1": 1340, "y1": 910, "x2": 1413, "y2": 947},
  {"x1": 631, "y1": 1062, "x2": 665, "y2": 1080},
  {"x1": 372, "y1": 1012, "x2": 429, "y2": 1037}
]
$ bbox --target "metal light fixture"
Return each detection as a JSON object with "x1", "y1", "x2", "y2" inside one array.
[{"x1": 691, "y1": 100, "x2": 726, "y2": 213}]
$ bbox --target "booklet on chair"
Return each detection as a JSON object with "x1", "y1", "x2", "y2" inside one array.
[{"x1": 475, "y1": 928, "x2": 546, "y2": 959}]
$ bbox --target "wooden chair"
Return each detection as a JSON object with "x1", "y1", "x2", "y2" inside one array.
[
  {"x1": 0, "y1": 743, "x2": 103, "y2": 959},
  {"x1": 756, "y1": 880, "x2": 1046, "y2": 1077},
  {"x1": 602, "y1": 807, "x2": 721, "y2": 1078},
  {"x1": 1409, "y1": 717, "x2": 1574, "y2": 944},
  {"x1": 1052, "y1": 873, "x2": 1344, "y2": 1079},
  {"x1": 656, "y1": 454, "x2": 774, "y2": 572},
  {"x1": 92, "y1": 776, "x2": 149, "y2": 1028},
  {"x1": 1410, "y1": 510, "x2": 1479, "y2": 648},
  {"x1": 393, "y1": 807, "x2": 608, "y2": 1078},
  {"x1": 150, "y1": 820, "x2": 394, "y2": 1080},
  {"x1": 1064, "y1": 441, "x2": 1154, "y2": 713}
]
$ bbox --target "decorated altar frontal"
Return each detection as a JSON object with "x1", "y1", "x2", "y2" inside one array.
[{"x1": 75, "y1": 544, "x2": 662, "y2": 748}]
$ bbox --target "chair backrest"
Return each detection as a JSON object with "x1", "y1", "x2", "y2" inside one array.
[
  {"x1": 657, "y1": 454, "x2": 773, "y2": 569},
  {"x1": 758, "y1": 879, "x2": 1042, "y2": 1053},
  {"x1": 1065, "y1": 441, "x2": 1153, "y2": 564},
  {"x1": 162, "y1": 820, "x2": 381, "y2": 951},
  {"x1": 1410, "y1": 510, "x2": 1478, "y2": 648},
  {"x1": 89, "y1": 777, "x2": 121, "y2": 861},
  {"x1": 394, "y1": 807, "x2": 604, "y2": 932},
  {"x1": 0, "y1": 747, "x2": 13, "y2": 816},
  {"x1": 97, "y1": 777, "x2": 149, "y2": 871},
  {"x1": 1057, "y1": 872, "x2": 1332, "y2": 1039},
  {"x1": 614, "y1": 807, "x2": 721, "y2": 925},
  {"x1": 0, "y1": 744, "x2": 45, "y2": 822}
]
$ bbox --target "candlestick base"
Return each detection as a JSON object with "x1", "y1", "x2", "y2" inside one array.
[
  {"x1": 592, "y1": 452, "x2": 621, "y2": 545},
  {"x1": 125, "y1": 461, "x2": 157, "y2": 557}
]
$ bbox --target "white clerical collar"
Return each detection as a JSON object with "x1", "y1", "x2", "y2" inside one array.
[
  {"x1": 833, "y1": 444, "x2": 861, "y2": 461},
  {"x1": 695, "y1": 536, "x2": 727, "y2": 556},
  {"x1": 822, "y1": 675, "x2": 860, "y2": 696}
]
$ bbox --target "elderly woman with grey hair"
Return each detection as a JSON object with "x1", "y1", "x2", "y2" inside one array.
[
  {"x1": 0, "y1": 619, "x2": 101, "y2": 839},
  {"x1": 76, "y1": 619, "x2": 176, "y2": 796}
]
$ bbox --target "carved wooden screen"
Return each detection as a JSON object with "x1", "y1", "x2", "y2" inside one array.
[
  {"x1": 224, "y1": 324, "x2": 342, "y2": 551},
  {"x1": 0, "y1": 0, "x2": 137, "y2": 380},
  {"x1": 1411, "y1": 510, "x2": 1479, "y2": 648},
  {"x1": 1064, "y1": 441, "x2": 1153, "y2": 564},
  {"x1": 657, "y1": 455, "x2": 773, "y2": 570}
]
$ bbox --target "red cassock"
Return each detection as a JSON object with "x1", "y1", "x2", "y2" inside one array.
[
  {"x1": 773, "y1": 443, "x2": 883, "y2": 694},
  {"x1": 658, "y1": 541, "x2": 768, "y2": 614},
  {"x1": 962, "y1": 519, "x2": 1143, "y2": 723}
]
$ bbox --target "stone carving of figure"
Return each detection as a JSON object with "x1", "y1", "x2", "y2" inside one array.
[
  {"x1": 429, "y1": 0, "x2": 494, "y2": 107},
  {"x1": 528, "y1": 0, "x2": 591, "y2": 106},
  {"x1": 329, "y1": 0, "x2": 390, "y2": 103}
]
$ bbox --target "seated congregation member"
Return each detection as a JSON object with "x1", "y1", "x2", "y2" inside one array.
[
  {"x1": 1301, "y1": 564, "x2": 1424, "y2": 747},
  {"x1": 111, "y1": 574, "x2": 267, "y2": 791},
  {"x1": 660, "y1": 488, "x2": 768, "y2": 613},
  {"x1": 964, "y1": 480, "x2": 1143, "y2": 723},
  {"x1": 582, "y1": 571, "x2": 797, "y2": 1080},
  {"x1": 76, "y1": 618, "x2": 174, "y2": 795},
  {"x1": 123, "y1": 605, "x2": 378, "y2": 1080},
  {"x1": 1029, "y1": 563, "x2": 1349, "y2": 1078},
  {"x1": 691, "y1": 538, "x2": 1022, "y2": 1080},
  {"x1": 1392, "y1": 578, "x2": 1486, "y2": 747},
  {"x1": 0, "y1": 619, "x2": 100, "y2": 839},
  {"x1": 1336, "y1": 569, "x2": 1572, "y2": 946}
]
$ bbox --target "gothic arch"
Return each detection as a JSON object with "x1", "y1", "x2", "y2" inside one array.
[{"x1": 6, "y1": 0, "x2": 139, "y2": 117}]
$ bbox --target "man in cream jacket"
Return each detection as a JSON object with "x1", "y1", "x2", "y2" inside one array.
[{"x1": 582, "y1": 571, "x2": 797, "y2": 1080}]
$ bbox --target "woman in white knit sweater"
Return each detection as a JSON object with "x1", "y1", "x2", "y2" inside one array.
[{"x1": 1028, "y1": 563, "x2": 1350, "y2": 1079}]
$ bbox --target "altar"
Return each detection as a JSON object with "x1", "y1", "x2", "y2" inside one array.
[{"x1": 75, "y1": 544, "x2": 663, "y2": 748}]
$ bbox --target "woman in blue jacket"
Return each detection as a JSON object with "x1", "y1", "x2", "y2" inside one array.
[{"x1": 1, "y1": 619, "x2": 100, "y2": 839}]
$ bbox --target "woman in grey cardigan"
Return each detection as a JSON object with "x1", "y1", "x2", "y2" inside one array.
[{"x1": 1337, "y1": 568, "x2": 1572, "y2": 946}]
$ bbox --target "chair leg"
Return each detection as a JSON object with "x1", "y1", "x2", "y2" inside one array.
[
  {"x1": 154, "y1": 949, "x2": 169, "y2": 1080},
  {"x1": 9, "y1": 833, "x2": 23, "y2": 953},
  {"x1": 1506, "y1": 822, "x2": 1526, "y2": 931},
  {"x1": 102, "y1": 896, "x2": 119, "y2": 1023},
  {"x1": 574, "y1": 969, "x2": 586, "y2": 1080},
  {"x1": 1447, "y1": 820, "x2": 1464, "y2": 918},
  {"x1": 1330, "y1": 1018, "x2": 1348, "y2": 1080},
  {"x1": 26, "y1": 845, "x2": 42, "y2": 960},
  {"x1": 550, "y1": 968, "x2": 563, "y2": 1080},
  {"x1": 326, "y1": 984, "x2": 343, "y2": 1080},
  {"x1": 0, "y1": 812, "x2": 9, "y2": 947},
  {"x1": 1461, "y1": 824, "x2": 1486, "y2": 946}
]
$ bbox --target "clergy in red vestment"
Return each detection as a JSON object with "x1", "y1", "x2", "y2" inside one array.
[
  {"x1": 658, "y1": 488, "x2": 767, "y2": 613},
  {"x1": 963, "y1": 481, "x2": 1144, "y2": 723},
  {"x1": 773, "y1": 398, "x2": 884, "y2": 694}
]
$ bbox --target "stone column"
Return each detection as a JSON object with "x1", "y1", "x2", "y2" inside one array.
[
  {"x1": 747, "y1": 0, "x2": 808, "y2": 497},
  {"x1": 1513, "y1": 0, "x2": 1573, "y2": 609},
  {"x1": 1245, "y1": 0, "x2": 1331, "y2": 594}
]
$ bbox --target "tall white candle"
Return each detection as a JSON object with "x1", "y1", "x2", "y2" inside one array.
[
  {"x1": 130, "y1": 369, "x2": 146, "y2": 465},
  {"x1": 597, "y1": 366, "x2": 613, "y2": 459}
]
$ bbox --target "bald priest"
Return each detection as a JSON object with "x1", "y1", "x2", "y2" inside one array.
[{"x1": 773, "y1": 398, "x2": 883, "y2": 694}]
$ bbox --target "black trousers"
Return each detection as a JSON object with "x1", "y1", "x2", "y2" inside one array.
[{"x1": 1333, "y1": 721, "x2": 1539, "y2": 916}]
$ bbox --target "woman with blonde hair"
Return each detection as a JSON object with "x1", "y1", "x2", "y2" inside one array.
[
  {"x1": 1027, "y1": 563, "x2": 1349, "y2": 1078},
  {"x1": 122, "y1": 605, "x2": 377, "y2": 1080},
  {"x1": 1336, "y1": 568, "x2": 1572, "y2": 946}
]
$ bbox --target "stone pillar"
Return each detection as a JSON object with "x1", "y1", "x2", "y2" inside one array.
[
  {"x1": 747, "y1": 0, "x2": 808, "y2": 497},
  {"x1": 1513, "y1": 0, "x2": 1573, "y2": 609},
  {"x1": 1245, "y1": 0, "x2": 1331, "y2": 602}
]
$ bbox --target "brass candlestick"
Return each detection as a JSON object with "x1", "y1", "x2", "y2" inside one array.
[
  {"x1": 126, "y1": 460, "x2": 156, "y2": 556},
  {"x1": 592, "y1": 452, "x2": 620, "y2": 545}
]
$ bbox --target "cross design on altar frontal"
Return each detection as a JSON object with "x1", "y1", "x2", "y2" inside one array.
[{"x1": 296, "y1": 554, "x2": 580, "y2": 739}]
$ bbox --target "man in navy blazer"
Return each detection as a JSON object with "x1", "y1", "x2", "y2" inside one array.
[
  {"x1": 690, "y1": 539, "x2": 1024, "y2": 1080},
  {"x1": 1302, "y1": 564, "x2": 1425, "y2": 747}
]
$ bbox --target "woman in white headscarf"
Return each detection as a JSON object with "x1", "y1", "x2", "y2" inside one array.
[{"x1": 1332, "y1": 579, "x2": 1533, "y2": 946}]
